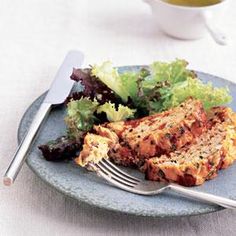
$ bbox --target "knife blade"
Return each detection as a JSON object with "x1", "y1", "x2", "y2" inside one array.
[{"x1": 3, "y1": 50, "x2": 84, "y2": 186}]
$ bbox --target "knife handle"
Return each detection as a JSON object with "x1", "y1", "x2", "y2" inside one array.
[{"x1": 3, "y1": 103, "x2": 51, "y2": 186}]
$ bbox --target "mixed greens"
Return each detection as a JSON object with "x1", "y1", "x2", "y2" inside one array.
[{"x1": 39, "y1": 59, "x2": 232, "y2": 161}]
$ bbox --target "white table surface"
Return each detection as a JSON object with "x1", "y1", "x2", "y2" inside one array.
[{"x1": 1, "y1": 0, "x2": 236, "y2": 235}]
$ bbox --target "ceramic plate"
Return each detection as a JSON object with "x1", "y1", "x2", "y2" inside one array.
[{"x1": 18, "y1": 66, "x2": 236, "y2": 217}]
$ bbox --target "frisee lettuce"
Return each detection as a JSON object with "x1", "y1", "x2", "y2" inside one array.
[
  {"x1": 97, "y1": 102, "x2": 136, "y2": 122},
  {"x1": 150, "y1": 59, "x2": 195, "y2": 84},
  {"x1": 161, "y1": 77, "x2": 232, "y2": 111},
  {"x1": 65, "y1": 98, "x2": 99, "y2": 140}
]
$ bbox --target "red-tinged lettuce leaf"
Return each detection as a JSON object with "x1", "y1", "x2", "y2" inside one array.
[
  {"x1": 65, "y1": 91, "x2": 84, "y2": 104},
  {"x1": 38, "y1": 136, "x2": 81, "y2": 162},
  {"x1": 67, "y1": 68, "x2": 119, "y2": 104}
]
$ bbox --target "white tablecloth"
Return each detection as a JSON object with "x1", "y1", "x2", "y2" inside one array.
[{"x1": 1, "y1": 0, "x2": 236, "y2": 235}]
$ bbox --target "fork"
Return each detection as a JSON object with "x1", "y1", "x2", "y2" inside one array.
[{"x1": 90, "y1": 158, "x2": 236, "y2": 209}]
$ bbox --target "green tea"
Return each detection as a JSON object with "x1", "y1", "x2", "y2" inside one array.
[{"x1": 163, "y1": 0, "x2": 222, "y2": 7}]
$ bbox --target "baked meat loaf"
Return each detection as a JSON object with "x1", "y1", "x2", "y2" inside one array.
[
  {"x1": 144, "y1": 107, "x2": 236, "y2": 186},
  {"x1": 101, "y1": 98, "x2": 207, "y2": 167}
]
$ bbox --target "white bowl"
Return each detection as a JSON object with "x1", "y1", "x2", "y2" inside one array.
[{"x1": 144, "y1": 0, "x2": 228, "y2": 40}]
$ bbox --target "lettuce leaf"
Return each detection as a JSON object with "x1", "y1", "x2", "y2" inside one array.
[
  {"x1": 91, "y1": 61, "x2": 130, "y2": 102},
  {"x1": 67, "y1": 68, "x2": 118, "y2": 104},
  {"x1": 150, "y1": 59, "x2": 195, "y2": 84},
  {"x1": 161, "y1": 77, "x2": 232, "y2": 111},
  {"x1": 120, "y1": 68, "x2": 150, "y2": 102},
  {"x1": 97, "y1": 102, "x2": 136, "y2": 122},
  {"x1": 119, "y1": 72, "x2": 138, "y2": 100},
  {"x1": 141, "y1": 59, "x2": 195, "y2": 97},
  {"x1": 65, "y1": 98, "x2": 99, "y2": 139},
  {"x1": 38, "y1": 136, "x2": 80, "y2": 162}
]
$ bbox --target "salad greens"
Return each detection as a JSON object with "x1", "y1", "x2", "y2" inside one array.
[
  {"x1": 97, "y1": 102, "x2": 136, "y2": 122},
  {"x1": 141, "y1": 60, "x2": 231, "y2": 112},
  {"x1": 39, "y1": 59, "x2": 232, "y2": 161},
  {"x1": 67, "y1": 58, "x2": 232, "y2": 133},
  {"x1": 160, "y1": 77, "x2": 232, "y2": 111},
  {"x1": 67, "y1": 67, "x2": 118, "y2": 104},
  {"x1": 65, "y1": 98, "x2": 99, "y2": 140},
  {"x1": 65, "y1": 98, "x2": 135, "y2": 139},
  {"x1": 68, "y1": 58, "x2": 231, "y2": 134}
]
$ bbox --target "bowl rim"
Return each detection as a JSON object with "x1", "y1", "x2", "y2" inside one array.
[{"x1": 144, "y1": 0, "x2": 228, "y2": 11}]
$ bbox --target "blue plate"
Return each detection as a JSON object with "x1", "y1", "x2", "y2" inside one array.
[{"x1": 18, "y1": 66, "x2": 236, "y2": 217}]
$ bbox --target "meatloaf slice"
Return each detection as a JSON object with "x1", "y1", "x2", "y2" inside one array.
[
  {"x1": 100, "y1": 98, "x2": 207, "y2": 167},
  {"x1": 144, "y1": 107, "x2": 236, "y2": 186},
  {"x1": 75, "y1": 98, "x2": 207, "y2": 168}
]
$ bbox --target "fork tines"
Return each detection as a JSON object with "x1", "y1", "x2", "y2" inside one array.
[{"x1": 90, "y1": 158, "x2": 141, "y2": 188}]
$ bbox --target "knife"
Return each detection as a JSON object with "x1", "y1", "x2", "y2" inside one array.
[{"x1": 3, "y1": 50, "x2": 84, "y2": 186}]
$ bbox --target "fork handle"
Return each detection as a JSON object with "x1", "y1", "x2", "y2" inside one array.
[{"x1": 169, "y1": 183, "x2": 236, "y2": 209}]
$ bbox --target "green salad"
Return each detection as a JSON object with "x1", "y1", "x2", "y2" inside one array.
[{"x1": 39, "y1": 59, "x2": 232, "y2": 161}]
